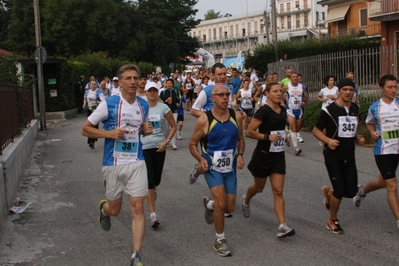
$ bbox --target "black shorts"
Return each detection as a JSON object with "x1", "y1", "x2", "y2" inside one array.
[
  {"x1": 187, "y1": 90, "x2": 194, "y2": 101},
  {"x1": 324, "y1": 155, "x2": 358, "y2": 199},
  {"x1": 375, "y1": 154, "x2": 399, "y2": 180},
  {"x1": 143, "y1": 148, "x2": 166, "y2": 189},
  {"x1": 177, "y1": 114, "x2": 184, "y2": 122},
  {"x1": 193, "y1": 92, "x2": 198, "y2": 99},
  {"x1": 247, "y1": 147, "x2": 285, "y2": 178}
]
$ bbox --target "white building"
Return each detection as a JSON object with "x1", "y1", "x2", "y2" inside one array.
[{"x1": 189, "y1": 0, "x2": 327, "y2": 62}]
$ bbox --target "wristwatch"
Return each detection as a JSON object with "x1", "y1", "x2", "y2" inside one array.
[{"x1": 166, "y1": 139, "x2": 171, "y2": 144}]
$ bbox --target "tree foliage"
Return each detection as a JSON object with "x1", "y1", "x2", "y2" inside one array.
[
  {"x1": 1, "y1": 0, "x2": 200, "y2": 67},
  {"x1": 204, "y1": 9, "x2": 221, "y2": 20}
]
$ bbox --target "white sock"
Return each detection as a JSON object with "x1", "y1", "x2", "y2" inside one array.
[
  {"x1": 150, "y1": 212, "x2": 156, "y2": 217},
  {"x1": 297, "y1": 132, "x2": 301, "y2": 137},
  {"x1": 102, "y1": 208, "x2": 108, "y2": 216},
  {"x1": 291, "y1": 132, "x2": 298, "y2": 148},
  {"x1": 359, "y1": 188, "x2": 366, "y2": 196},
  {"x1": 216, "y1": 232, "x2": 225, "y2": 241},
  {"x1": 131, "y1": 253, "x2": 136, "y2": 259},
  {"x1": 207, "y1": 200, "x2": 214, "y2": 210},
  {"x1": 278, "y1": 223, "x2": 285, "y2": 229}
]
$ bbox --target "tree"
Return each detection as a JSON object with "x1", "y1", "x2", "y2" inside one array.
[
  {"x1": 0, "y1": 0, "x2": 12, "y2": 43},
  {"x1": 204, "y1": 9, "x2": 221, "y2": 20}
]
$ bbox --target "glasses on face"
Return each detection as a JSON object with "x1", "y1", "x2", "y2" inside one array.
[{"x1": 212, "y1": 92, "x2": 231, "y2": 97}]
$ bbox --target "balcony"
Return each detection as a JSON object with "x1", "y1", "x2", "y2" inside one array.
[
  {"x1": 369, "y1": 0, "x2": 399, "y2": 21},
  {"x1": 330, "y1": 24, "x2": 381, "y2": 37},
  {"x1": 277, "y1": 6, "x2": 311, "y2": 16}
]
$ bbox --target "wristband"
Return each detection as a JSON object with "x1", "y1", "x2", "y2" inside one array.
[
  {"x1": 238, "y1": 153, "x2": 244, "y2": 156},
  {"x1": 264, "y1": 133, "x2": 268, "y2": 141}
]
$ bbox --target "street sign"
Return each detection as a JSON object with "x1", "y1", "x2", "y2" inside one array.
[{"x1": 34, "y1": 46, "x2": 47, "y2": 64}]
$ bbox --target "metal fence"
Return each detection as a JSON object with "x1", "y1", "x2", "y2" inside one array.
[
  {"x1": 267, "y1": 46, "x2": 398, "y2": 104},
  {"x1": 0, "y1": 84, "x2": 34, "y2": 154}
]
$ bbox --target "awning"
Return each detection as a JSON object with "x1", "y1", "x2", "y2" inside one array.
[{"x1": 325, "y1": 5, "x2": 350, "y2": 23}]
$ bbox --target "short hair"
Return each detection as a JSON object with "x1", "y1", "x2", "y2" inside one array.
[
  {"x1": 379, "y1": 74, "x2": 397, "y2": 87},
  {"x1": 265, "y1": 82, "x2": 281, "y2": 93},
  {"x1": 232, "y1": 68, "x2": 238, "y2": 72},
  {"x1": 211, "y1": 63, "x2": 226, "y2": 74},
  {"x1": 297, "y1": 73, "x2": 302, "y2": 78},
  {"x1": 291, "y1": 72, "x2": 299, "y2": 77},
  {"x1": 345, "y1": 71, "x2": 354, "y2": 77},
  {"x1": 211, "y1": 83, "x2": 229, "y2": 94},
  {"x1": 322, "y1": 75, "x2": 336, "y2": 86},
  {"x1": 165, "y1": 78, "x2": 174, "y2": 85},
  {"x1": 272, "y1": 72, "x2": 278, "y2": 75},
  {"x1": 202, "y1": 76, "x2": 209, "y2": 81},
  {"x1": 117, "y1": 64, "x2": 140, "y2": 80}
]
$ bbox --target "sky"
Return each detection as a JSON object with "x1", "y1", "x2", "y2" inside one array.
[{"x1": 194, "y1": 0, "x2": 269, "y2": 20}]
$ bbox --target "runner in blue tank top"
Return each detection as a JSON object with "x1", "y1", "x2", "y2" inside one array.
[{"x1": 189, "y1": 84, "x2": 245, "y2": 257}]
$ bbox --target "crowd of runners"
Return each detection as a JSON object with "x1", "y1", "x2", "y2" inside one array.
[{"x1": 79, "y1": 63, "x2": 399, "y2": 265}]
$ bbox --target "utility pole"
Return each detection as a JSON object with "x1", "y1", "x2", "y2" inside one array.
[
  {"x1": 33, "y1": 0, "x2": 46, "y2": 130},
  {"x1": 264, "y1": 11, "x2": 270, "y2": 44},
  {"x1": 271, "y1": 0, "x2": 278, "y2": 61}
]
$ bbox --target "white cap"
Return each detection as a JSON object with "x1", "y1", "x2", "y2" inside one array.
[
  {"x1": 145, "y1": 81, "x2": 159, "y2": 91},
  {"x1": 112, "y1": 76, "x2": 119, "y2": 81}
]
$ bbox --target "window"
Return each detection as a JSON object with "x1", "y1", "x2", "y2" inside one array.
[
  {"x1": 287, "y1": 15, "x2": 291, "y2": 29},
  {"x1": 281, "y1": 17, "x2": 285, "y2": 29},
  {"x1": 296, "y1": 14, "x2": 300, "y2": 28},
  {"x1": 316, "y1": 11, "x2": 319, "y2": 21},
  {"x1": 304, "y1": 0, "x2": 308, "y2": 9},
  {"x1": 322, "y1": 12, "x2": 325, "y2": 20},
  {"x1": 203, "y1": 35, "x2": 206, "y2": 42},
  {"x1": 219, "y1": 27, "x2": 222, "y2": 39},
  {"x1": 304, "y1": 13, "x2": 308, "y2": 27},
  {"x1": 242, "y1": 28, "x2": 246, "y2": 37},
  {"x1": 280, "y1": 3, "x2": 284, "y2": 13},
  {"x1": 360, "y1": 9, "x2": 367, "y2": 27},
  {"x1": 295, "y1": 1, "x2": 299, "y2": 9},
  {"x1": 213, "y1": 28, "x2": 216, "y2": 40},
  {"x1": 236, "y1": 24, "x2": 239, "y2": 37},
  {"x1": 248, "y1": 22, "x2": 251, "y2": 35},
  {"x1": 192, "y1": 32, "x2": 195, "y2": 37},
  {"x1": 208, "y1": 29, "x2": 211, "y2": 40},
  {"x1": 224, "y1": 31, "x2": 227, "y2": 39},
  {"x1": 254, "y1": 21, "x2": 258, "y2": 34},
  {"x1": 230, "y1": 25, "x2": 233, "y2": 37},
  {"x1": 287, "y1": 3, "x2": 291, "y2": 11}
]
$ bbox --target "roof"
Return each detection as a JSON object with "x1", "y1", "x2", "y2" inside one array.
[{"x1": 0, "y1": 48, "x2": 13, "y2": 59}]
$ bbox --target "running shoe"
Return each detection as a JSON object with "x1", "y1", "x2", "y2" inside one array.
[
  {"x1": 353, "y1": 185, "x2": 366, "y2": 207},
  {"x1": 130, "y1": 251, "x2": 143, "y2": 266},
  {"x1": 150, "y1": 213, "x2": 160, "y2": 228},
  {"x1": 213, "y1": 239, "x2": 231, "y2": 257},
  {"x1": 322, "y1": 186, "x2": 331, "y2": 210},
  {"x1": 326, "y1": 218, "x2": 344, "y2": 234},
  {"x1": 98, "y1": 199, "x2": 111, "y2": 231},
  {"x1": 172, "y1": 144, "x2": 177, "y2": 150},
  {"x1": 177, "y1": 132, "x2": 182, "y2": 140},
  {"x1": 294, "y1": 147, "x2": 302, "y2": 156},
  {"x1": 203, "y1": 196, "x2": 214, "y2": 224},
  {"x1": 297, "y1": 136, "x2": 304, "y2": 143},
  {"x1": 189, "y1": 163, "x2": 199, "y2": 184},
  {"x1": 241, "y1": 194, "x2": 250, "y2": 218},
  {"x1": 277, "y1": 223, "x2": 295, "y2": 238},
  {"x1": 224, "y1": 213, "x2": 233, "y2": 218}
]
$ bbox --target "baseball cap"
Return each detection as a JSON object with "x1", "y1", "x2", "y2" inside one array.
[
  {"x1": 145, "y1": 81, "x2": 159, "y2": 91},
  {"x1": 226, "y1": 73, "x2": 232, "y2": 77},
  {"x1": 112, "y1": 76, "x2": 119, "y2": 81}
]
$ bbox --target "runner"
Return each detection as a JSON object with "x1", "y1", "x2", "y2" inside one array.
[
  {"x1": 189, "y1": 83, "x2": 245, "y2": 256},
  {"x1": 312, "y1": 78, "x2": 365, "y2": 235},
  {"x1": 353, "y1": 74, "x2": 399, "y2": 230},
  {"x1": 81, "y1": 64, "x2": 152, "y2": 265},
  {"x1": 142, "y1": 82, "x2": 177, "y2": 228},
  {"x1": 241, "y1": 81, "x2": 295, "y2": 239}
]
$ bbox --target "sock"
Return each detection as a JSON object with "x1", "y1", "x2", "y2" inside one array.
[
  {"x1": 216, "y1": 232, "x2": 225, "y2": 241},
  {"x1": 359, "y1": 188, "x2": 366, "y2": 197},
  {"x1": 291, "y1": 132, "x2": 298, "y2": 148},
  {"x1": 131, "y1": 253, "x2": 136, "y2": 259},
  {"x1": 207, "y1": 200, "x2": 214, "y2": 210},
  {"x1": 278, "y1": 223, "x2": 285, "y2": 229},
  {"x1": 102, "y1": 208, "x2": 108, "y2": 217},
  {"x1": 150, "y1": 212, "x2": 156, "y2": 217},
  {"x1": 297, "y1": 132, "x2": 301, "y2": 137}
]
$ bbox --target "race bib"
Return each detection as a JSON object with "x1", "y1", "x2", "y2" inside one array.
[
  {"x1": 212, "y1": 149, "x2": 233, "y2": 173},
  {"x1": 269, "y1": 130, "x2": 285, "y2": 152},
  {"x1": 113, "y1": 133, "x2": 139, "y2": 159},
  {"x1": 338, "y1": 116, "x2": 357, "y2": 138},
  {"x1": 147, "y1": 115, "x2": 161, "y2": 134},
  {"x1": 382, "y1": 129, "x2": 399, "y2": 141}
]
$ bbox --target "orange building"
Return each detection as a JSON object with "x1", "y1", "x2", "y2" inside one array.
[{"x1": 319, "y1": 0, "x2": 381, "y2": 37}]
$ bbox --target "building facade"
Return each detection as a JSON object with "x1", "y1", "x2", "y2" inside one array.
[{"x1": 189, "y1": 0, "x2": 327, "y2": 62}]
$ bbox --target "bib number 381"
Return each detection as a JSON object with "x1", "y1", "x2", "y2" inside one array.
[{"x1": 113, "y1": 133, "x2": 139, "y2": 159}]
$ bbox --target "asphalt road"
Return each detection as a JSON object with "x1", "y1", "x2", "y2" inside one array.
[{"x1": 0, "y1": 113, "x2": 398, "y2": 266}]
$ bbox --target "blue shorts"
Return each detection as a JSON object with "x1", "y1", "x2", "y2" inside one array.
[
  {"x1": 204, "y1": 169, "x2": 237, "y2": 195},
  {"x1": 241, "y1": 108, "x2": 253, "y2": 117},
  {"x1": 287, "y1": 108, "x2": 303, "y2": 120}
]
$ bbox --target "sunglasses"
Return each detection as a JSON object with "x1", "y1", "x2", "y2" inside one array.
[{"x1": 212, "y1": 92, "x2": 231, "y2": 97}]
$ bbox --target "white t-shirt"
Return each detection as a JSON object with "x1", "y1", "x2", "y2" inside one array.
[
  {"x1": 141, "y1": 102, "x2": 171, "y2": 150},
  {"x1": 319, "y1": 86, "x2": 339, "y2": 110}
]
